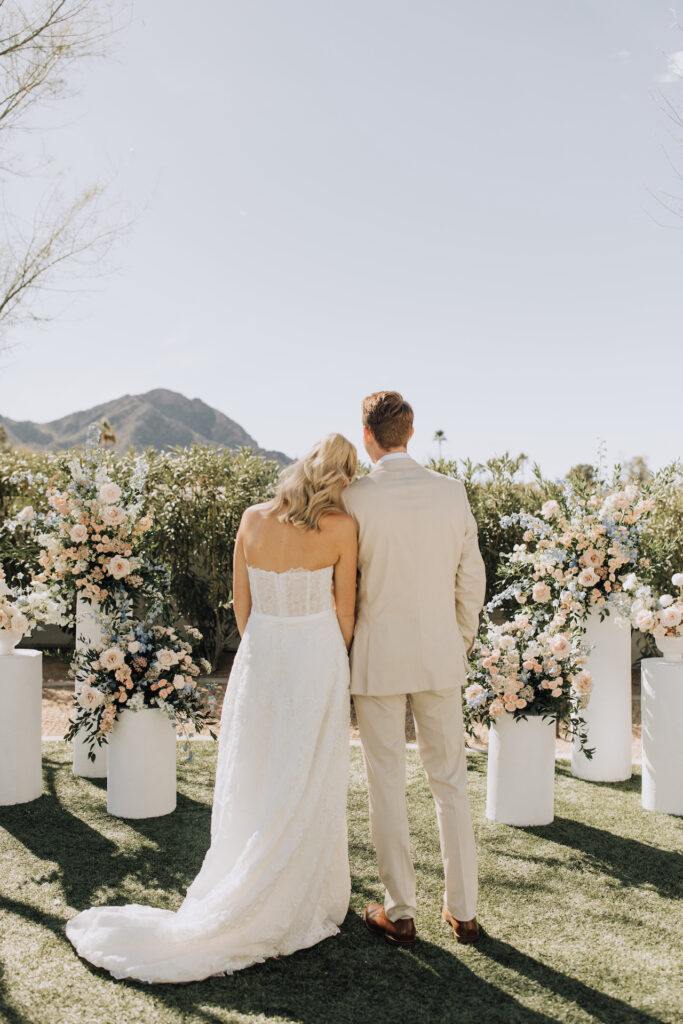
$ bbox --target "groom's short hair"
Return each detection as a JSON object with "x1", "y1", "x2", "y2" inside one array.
[{"x1": 362, "y1": 391, "x2": 414, "y2": 449}]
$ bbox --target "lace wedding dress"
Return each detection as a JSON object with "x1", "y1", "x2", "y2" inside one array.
[{"x1": 66, "y1": 566, "x2": 351, "y2": 983}]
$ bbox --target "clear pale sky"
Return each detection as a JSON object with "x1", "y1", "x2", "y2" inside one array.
[{"x1": 1, "y1": 0, "x2": 681, "y2": 476}]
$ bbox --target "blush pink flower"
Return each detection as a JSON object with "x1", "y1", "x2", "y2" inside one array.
[{"x1": 532, "y1": 582, "x2": 552, "y2": 603}]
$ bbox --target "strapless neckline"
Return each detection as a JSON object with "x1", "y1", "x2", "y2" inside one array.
[{"x1": 246, "y1": 565, "x2": 334, "y2": 576}]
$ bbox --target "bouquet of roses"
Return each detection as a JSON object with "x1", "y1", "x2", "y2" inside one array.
[
  {"x1": 29, "y1": 426, "x2": 159, "y2": 612},
  {"x1": 465, "y1": 611, "x2": 594, "y2": 754},
  {"x1": 65, "y1": 616, "x2": 214, "y2": 760},
  {"x1": 627, "y1": 572, "x2": 683, "y2": 640},
  {"x1": 495, "y1": 481, "x2": 654, "y2": 626},
  {"x1": 0, "y1": 565, "x2": 70, "y2": 639}
]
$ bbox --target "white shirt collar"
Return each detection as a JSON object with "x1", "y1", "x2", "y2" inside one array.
[{"x1": 376, "y1": 451, "x2": 412, "y2": 465}]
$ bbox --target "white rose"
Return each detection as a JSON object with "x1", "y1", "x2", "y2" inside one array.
[
  {"x1": 69, "y1": 523, "x2": 88, "y2": 544},
  {"x1": 671, "y1": 573, "x2": 683, "y2": 588},
  {"x1": 172, "y1": 673, "x2": 186, "y2": 690},
  {"x1": 577, "y1": 567, "x2": 600, "y2": 587},
  {"x1": 10, "y1": 612, "x2": 29, "y2": 634},
  {"x1": 514, "y1": 591, "x2": 527, "y2": 604},
  {"x1": 498, "y1": 635, "x2": 516, "y2": 650},
  {"x1": 78, "y1": 685, "x2": 105, "y2": 710},
  {"x1": 634, "y1": 609, "x2": 655, "y2": 633},
  {"x1": 127, "y1": 640, "x2": 141, "y2": 654},
  {"x1": 658, "y1": 594, "x2": 674, "y2": 608},
  {"x1": 17, "y1": 506, "x2": 34, "y2": 523},
  {"x1": 541, "y1": 500, "x2": 560, "y2": 519},
  {"x1": 660, "y1": 606, "x2": 682, "y2": 628},
  {"x1": 99, "y1": 482, "x2": 122, "y2": 504},
  {"x1": 100, "y1": 506, "x2": 127, "y2": 527},
  {"x1": 157, "y1": 648, "x2": 179, "y2": 670},
  {"x1": 107, "y1": 556, "x2": 131, "y2": 580},
  {"x1": 100, "y1": 646, "x2": 125, "y2": 670}
]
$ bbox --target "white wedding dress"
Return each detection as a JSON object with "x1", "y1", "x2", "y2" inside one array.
[{"x1": 66, "y1": 565, "x2": 351, "y2": 983}]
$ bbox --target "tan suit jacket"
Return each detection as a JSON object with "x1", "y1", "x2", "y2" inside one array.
[{"x1": 343, "y1": 457, "x2": 486, "y2": 697}]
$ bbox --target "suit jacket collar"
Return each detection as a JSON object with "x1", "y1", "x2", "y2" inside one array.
[{"x1": 370, "y1": 455, "x2": 421, "y2": 475}]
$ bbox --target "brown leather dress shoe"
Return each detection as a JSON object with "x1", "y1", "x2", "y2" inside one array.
[
  {"x1": 442, "y1": 905, "x2": 480, "y2": 944},
  {"x1": 364, "y1": 903, "x2": 416, "y2": 948}
]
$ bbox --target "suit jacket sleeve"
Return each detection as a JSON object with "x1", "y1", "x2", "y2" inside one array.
[{"x1": 455, "y1": 496, "x2": 487, "y2": 653}]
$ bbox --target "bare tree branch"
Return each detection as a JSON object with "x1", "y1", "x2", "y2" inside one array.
[{"x1": 0, "y1": 1, "x2": 131, "y2": 351}]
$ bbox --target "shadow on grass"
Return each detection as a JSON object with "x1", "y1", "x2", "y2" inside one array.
[
  {"x1": 554, "y1": 762, "x2": 641, "y2": 795},
  {"x1": 476, "y1": 934, "x2": 662, "y2": 1024},
  {"x1": 523, "y1": 817, "x2": 682, "y2": 901},
  {"x1": 0, "y1": 756, "x2": 212, "y2": 910},
  {"x1": 65, "y1": 909, "x2": 562, "y2": 1024}
]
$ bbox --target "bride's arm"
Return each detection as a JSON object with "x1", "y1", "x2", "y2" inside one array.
[
  {"x1": 233, "y1": 524, "x2": 252, "y2": 637},
  {"x1": 333, "y1": 516, "x2": 357, "y2": 651}
]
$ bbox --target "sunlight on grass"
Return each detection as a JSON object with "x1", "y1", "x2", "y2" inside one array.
[{"x1": 0, "y1": 744, "x2": 680, "y2": 1024}]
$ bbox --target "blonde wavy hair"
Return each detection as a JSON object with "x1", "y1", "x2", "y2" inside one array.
[{"x1": 266, "y1": 433, "x2": 357, "y2": 531}]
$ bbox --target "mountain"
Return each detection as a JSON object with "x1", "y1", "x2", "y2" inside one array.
[{"x1": 0, "y1": 389, "x2": 291, "y2": 465}]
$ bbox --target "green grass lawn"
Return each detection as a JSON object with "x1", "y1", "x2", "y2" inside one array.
[{"x1": 0, "y1": 744, "x2": 681, "y2": 1024}]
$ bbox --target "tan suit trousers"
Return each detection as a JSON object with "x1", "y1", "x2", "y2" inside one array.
[{"x1": 354, "y1": 688, "x2": 478, "y2": 923}]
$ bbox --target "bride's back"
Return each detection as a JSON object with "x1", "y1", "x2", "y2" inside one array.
[{"x1": 241, "y1": 503, "x2": 349, "y2": 573}]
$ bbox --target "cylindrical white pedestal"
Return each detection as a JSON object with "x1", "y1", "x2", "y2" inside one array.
[
  {"x1": 107, "y1": 709, "x2": 176, "y2": 819},
  {"x1": 486, "y1": 715, "x2": 556, "y2": 826},
  {"x1": 0, "y1": 650, "x2": 43, "y2": 805},
  {"x1": 73, "y1": 596, "x2": 107, "y2": 779},
  {"x1": 571, "y1": 609, "x2": 632, "y2": 782},
  {"x1": 641, "y1": 659, "x2": 683, "y2": 815}
]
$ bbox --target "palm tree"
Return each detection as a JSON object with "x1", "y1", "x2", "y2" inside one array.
[{"x1": 433, "y1": 429, "x2": 447, "y2": 460}]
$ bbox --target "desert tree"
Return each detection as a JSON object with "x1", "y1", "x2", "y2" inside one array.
[{"x1": 0, "y1": 1, "x2": 129, "y2": 350}]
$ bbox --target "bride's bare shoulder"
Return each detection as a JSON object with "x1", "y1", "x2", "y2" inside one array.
[
  {"x1": 239, "y1": 502, "x2": 274, "y2": 528},
  {"x1": 320, "y1": 511, "x2": 356, "y2": 536}
]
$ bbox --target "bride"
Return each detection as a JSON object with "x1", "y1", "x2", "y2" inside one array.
[{"x1": 66, "y1": 433, "x2": 359, "y2": 983}]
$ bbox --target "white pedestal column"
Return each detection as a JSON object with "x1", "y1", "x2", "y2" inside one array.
[
  {"x1": 571, "y1": 609, "x2": 632, "y2": 782},
  {"x1": 73, "y1": 596, "x2": 107, "y2": 779},
  {"x1": 107, "y1": 709, "x2": 176, "y2": 819},
  {"x1": 0, "y1": 650, "x2": 43, "y2": 805},
  {"x1": 486, "y1": 715, "x2": 556, "y2": 826},
  {"x1": 641, "y1": 659, "x2": 683, "y2": 815}
]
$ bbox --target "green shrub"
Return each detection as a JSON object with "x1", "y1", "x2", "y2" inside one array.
[
  {"x1": 428, "y1": 453, "x2": 542, "y2": 601},
  {"x1": 141, "y1": 446, "x2": 279, "y2": 666}
]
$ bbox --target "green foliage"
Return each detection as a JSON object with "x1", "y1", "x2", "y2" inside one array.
[
  {"x1": 0, "y1": 449, "x2": 64, "y2": 586},
  {"x1": 141, "y1": 446, "x2": 279, "y2": 667},
  {"x1": 428, "y1": 453, "x2": 542, "y2": 601},
  {"x1": 637, "y1": 461, "x2": 683, "y2": 595}
]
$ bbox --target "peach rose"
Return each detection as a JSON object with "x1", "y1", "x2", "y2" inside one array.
[
  {"x1": 578, "y1": 567, "x2": 600, "y2": 587},
  {"x1": 532, "y1": 582, "x2": 552, "y2": 603},
  {"x1": 69, "y1": 523, "x2": 88, "y2": 544},
  {"x1": 107, "y1": 555, "x2": 131, "y2": 579},
  {"x1": 100, "y1": 506, "x2": 127, "y2": 527}
]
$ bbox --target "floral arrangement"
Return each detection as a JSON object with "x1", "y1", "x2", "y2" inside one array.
[
  {"x1": 65, "y1": 616, "x2": 214, "y2": 760},
  {"x1": 495, "y1": 482, "x2": 654, "y2": 626},
  {"x1": 27, "y1": 427, "x2": 160, "y2": 612},
  {"x1": 627, "y1": 572, "x2": 683, "y2": 640},
  {"x1": 0, "y1": 565, "x2": 70, "y2": 637},
  {"x1": 465, "y1": 613, "x2": 594, "y2": 751}
]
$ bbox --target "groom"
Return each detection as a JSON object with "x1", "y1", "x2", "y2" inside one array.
[{"x1": 344, "y1": 391, "x2": 486, "y2": 947}]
